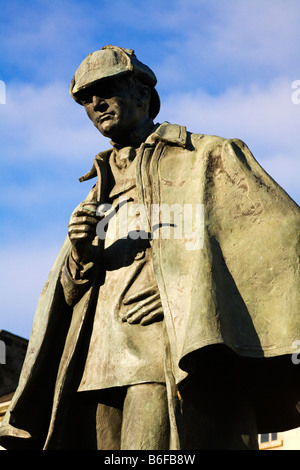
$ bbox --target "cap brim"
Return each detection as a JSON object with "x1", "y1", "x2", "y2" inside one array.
[{"x1": 70, "y1": 74, "x2": 161, "y2": 119}]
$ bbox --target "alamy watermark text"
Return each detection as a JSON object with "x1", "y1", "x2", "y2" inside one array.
[
  {"x1": 0, "y1": 340, "x2": 6, "y2": 364},
  {"x1": 0, "y1": 80, "x2": 6, "y2": 104},
  {"x1": 96, "y1": 201, "x2": 205, "y2": 251},
  {"x1": 291, "y1": 80, "x2": 300, "y2": 104}
]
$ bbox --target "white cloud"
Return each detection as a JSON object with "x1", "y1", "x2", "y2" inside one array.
[
  {"x1": 153, "y1": 0, "x2": 300, "y2": 94},
  {"x1": 160, "y1": 78, "x2": 298, "y2": 143},
  {"x1": 206, "y1": 0, "x2": 300, "y2": 65},
  {"x1": 0, "y1": 81, "x2": 104, "y2": 254},
  {"x1": 1, "y1": 81, "x2": 107, "y2": 162},
  {"x1": 1, "y1": 1, "x2": 94, "y2": 81},
  {"x1": 0, "y1": 242, "x2": 63, "y2": 339}
]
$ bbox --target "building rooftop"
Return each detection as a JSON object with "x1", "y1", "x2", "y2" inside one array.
[{"x1": 0, "y1": 330, "x2": 28, "y2": 396}]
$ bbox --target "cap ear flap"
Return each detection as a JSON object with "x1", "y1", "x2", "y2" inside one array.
[
  {"x1": 149, "y1": 88, "x2": 160, "y2": 118},
  {"x1": 134, "y1": 82, "x2": 151, "y2": 107},
  {"x1": 141, "y1": 84, "x2": 151, "y2": 101}
]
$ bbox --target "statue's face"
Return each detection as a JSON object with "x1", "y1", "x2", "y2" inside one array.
[{"x1": 79, "y1": 77, "x2": 147, "y2": 145}]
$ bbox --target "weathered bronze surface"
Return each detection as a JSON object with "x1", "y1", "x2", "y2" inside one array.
[{"x1": 0, "y1": 46, "x2": 299, "y2": 450}]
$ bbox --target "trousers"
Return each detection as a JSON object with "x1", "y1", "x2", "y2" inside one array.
[{"x1": 58, "y1": 375, "x2": 258, "y2": 450}]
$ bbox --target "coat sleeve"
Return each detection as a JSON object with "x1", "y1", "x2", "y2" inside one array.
[{"x1": 60, "y1": 250, "x2": 95, "y2": 307}]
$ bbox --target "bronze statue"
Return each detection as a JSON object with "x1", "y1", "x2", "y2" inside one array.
[{"x1": 1, "y1": 45, "x2": 300, "y2": 450}]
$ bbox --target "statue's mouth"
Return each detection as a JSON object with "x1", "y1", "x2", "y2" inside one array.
[{"x1": 98, "y1": 113, "x2": 114, "y2": 123}]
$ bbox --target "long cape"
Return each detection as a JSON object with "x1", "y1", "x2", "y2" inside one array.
[{"x1": 1, "y1": 122, "x2": 299, "y2": 449}]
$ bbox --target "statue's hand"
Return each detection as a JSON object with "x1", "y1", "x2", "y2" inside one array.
[
  {"x1": 121, "y1": 285, "x2": 164, "y2": 326},
  {"x1": 68, "y1": 202, "x2": 100, "y2": 264}
]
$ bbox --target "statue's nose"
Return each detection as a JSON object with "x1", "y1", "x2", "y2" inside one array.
[{"x1": 93, "y1": 95, "x2": 107, "y2": 111}]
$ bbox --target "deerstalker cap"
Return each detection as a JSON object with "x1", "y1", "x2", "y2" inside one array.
[{"x1": 70, "y1": 45, "x2": 160, "y2": 118}]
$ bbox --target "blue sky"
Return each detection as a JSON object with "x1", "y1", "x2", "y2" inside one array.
[{"x1": 1, "y1": 0, "x2": 300, "y2": 339}]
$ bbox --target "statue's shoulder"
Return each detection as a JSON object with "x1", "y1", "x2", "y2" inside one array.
[
  {"x1": 189, "y1": 130, "x2": 228, "y2": 152},
  {"x1": 153, "y1": 122, "x2": 227, "y2": 151}
]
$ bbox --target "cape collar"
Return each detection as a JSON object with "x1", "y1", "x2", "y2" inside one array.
[
  {"x1": 79, "y1": 122, "x2": 188, "y2": 182},
  {"x1": 145, "y1": 121, "x2": 187, "y2": 148}
]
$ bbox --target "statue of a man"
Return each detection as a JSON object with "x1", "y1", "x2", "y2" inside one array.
[{"x1": 1, "y1": 46, "x2": 300, "y2": 450}]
